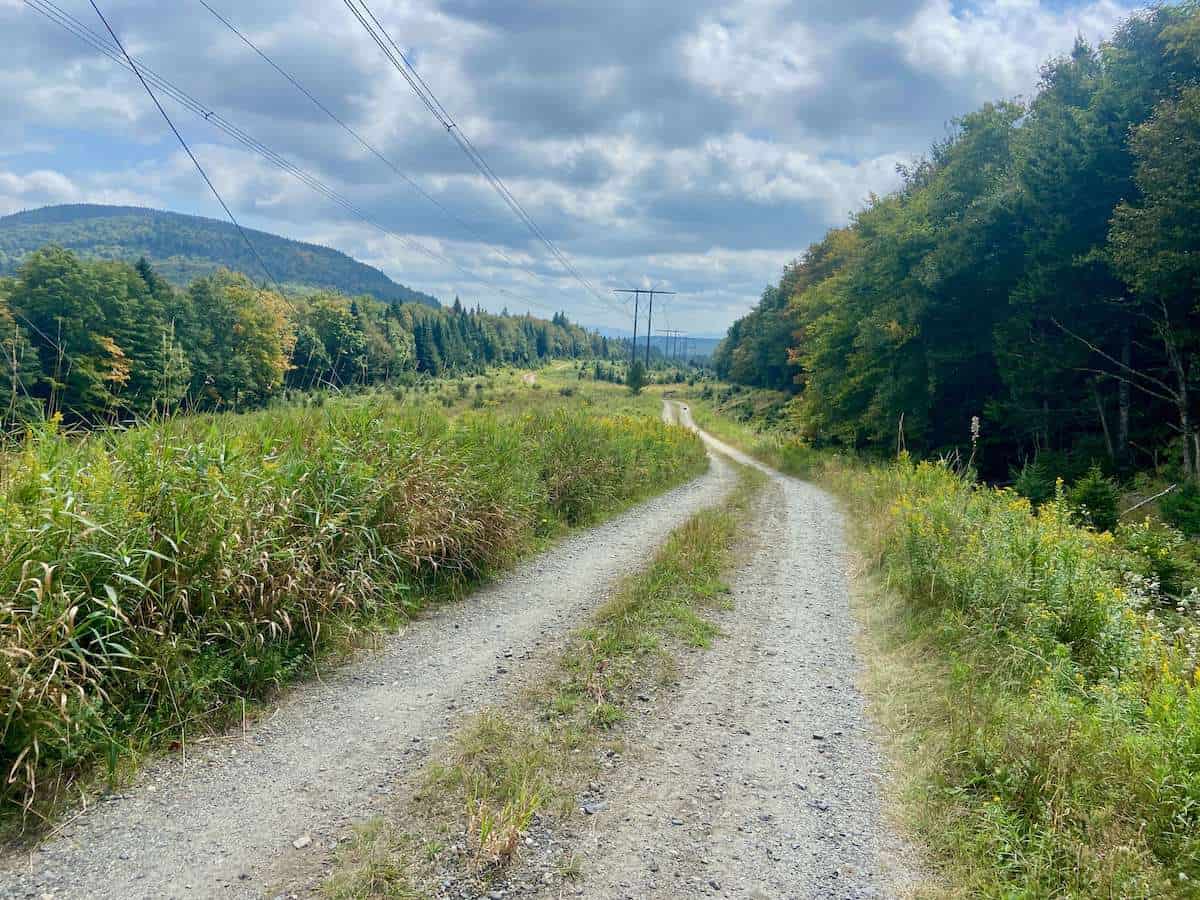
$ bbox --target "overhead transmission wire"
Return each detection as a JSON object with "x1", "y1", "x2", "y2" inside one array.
[
  {"x1": 353, "y1": 0, "x2": 621, "y2": 314},
  {"x1": 342, "y1": 0, "x2": 625, "y2": 318},
  {"x1": 86, "y1": 0, "x2": 285, "y2": 297},
  {"x1": 13, "y1": 0, "x2": 298, "y2": 407},
  {"x1": 24, "y1": 0, "x2": 571, "y2": 319},
  {"x1": 192, "y1": 0, "x2": 598, "y2": 324},
  {"x1": 197, "y1": 2, "x2": 515, "y2": 267}
]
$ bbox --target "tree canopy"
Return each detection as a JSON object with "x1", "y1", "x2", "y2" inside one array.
[
  {"x1": 714, "y1": 2, "x2": 1200, "y2": 479},
  {"x1": 0, "y1": 246, "x2": 619, "y2": 423},
  {"x1": 0, "y1": 204, "x2": 440, "y2": 307}
]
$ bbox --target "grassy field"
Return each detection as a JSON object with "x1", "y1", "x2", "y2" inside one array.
[
  {"x1": 326, "y1": 463, "x2": 766, "y2": 897},
  {"x1": 377, "y1": 361, "x2": 667, "y2": 421},
  {"x1": 691, "y1": 391, "x2": 1200, "y2": 898},
  {"x1": 0, "y1": 372, "x2": 705, "y2": 830},
  {"x1": 838, "y1": 460, "x2": 1200, "y2": 897}
]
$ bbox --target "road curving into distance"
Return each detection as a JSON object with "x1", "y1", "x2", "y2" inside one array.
[{"x1": 565, "y1": 401, "x2": 917, "y2": 899}]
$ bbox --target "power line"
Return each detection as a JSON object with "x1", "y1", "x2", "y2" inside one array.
[
  {"x1": 343, "y1": 0, "x2": 622, "y2": 317},
  {"x1": 657, "y1": 330, "x2": 684, "y2": 359},
  {"x1": 344, "y1": 0, "x2": 590, "y2": 292},
  {"x1": 86, "y1": 0, "x2": 283, "y2": 294},
  {"x1": 193, "y1": 1, "x2": 610, "y2": 322},
  {"x1": 195, "y1": 1, "x2": 528, "y2": 271},
  {"x1": 24, "y1": 0, "x2": 573, "y2": 319}
]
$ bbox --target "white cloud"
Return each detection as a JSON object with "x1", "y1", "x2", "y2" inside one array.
[
  {"x1": 899, "y1": 0, "x2": 1131, "y2": 99},
  {"x1": 681, "y1": 4, "x2": 822, "y2": 107},
  {"x1": 0, "y1": 167, "x2": 148, "y2": 216},
  {"x1": 0, "y1": 0, "x2": 1144, "y2": 333}
]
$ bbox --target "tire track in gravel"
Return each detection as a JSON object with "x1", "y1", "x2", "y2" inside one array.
[
  {"x1": 0, "y1": 445, "x2": 737, "y2": 900},
  {"x1": 569, "y1": 402, "x2": 918, "y2": 899}
]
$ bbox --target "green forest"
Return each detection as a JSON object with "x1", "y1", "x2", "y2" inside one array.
[
  {"x1": 0, "y1": 245, "x2": 618, "y2": 422},
  {"x1": 714, "y1": 2, "x2": 1200, "y2": 483},
  {"x1": 0, "y1": 204, "x2": 440, "y2": 306}
]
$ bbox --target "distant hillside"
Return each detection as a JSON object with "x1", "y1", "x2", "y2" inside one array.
[
  {"x1": 596, "y1": 327, "x2": 721, "y2": 359},
  {"x1": 0, "y1": 204, "x2": 440, "y2": 307}
]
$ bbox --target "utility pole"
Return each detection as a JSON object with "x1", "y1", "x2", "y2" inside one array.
[
  {"x1": 614, "y1": 289, "x2": 641, "y2": 366},
  {"x1": 645, "y1": 292, "x2": 653, "y2": 365},
  {"x1": 615, "y1": 288, "x2": 675, "y2": 367},
  {"x1": 657, "y1": 329, "x2": 685, "y2": 360},
  {"x1": 644, "y1": 289, "x2": 675, "y2": 366}
]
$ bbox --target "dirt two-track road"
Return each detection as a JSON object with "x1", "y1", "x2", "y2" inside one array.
[{"x1": 0, "y1": 402, "x2": 913, "y2": 900}]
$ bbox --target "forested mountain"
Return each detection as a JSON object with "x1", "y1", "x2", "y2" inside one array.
[
  {"x1": 0, "y1": 204, "x2": 440, "y2": 307},
  {"x1": 0, "y1": 246, "x2": 618, "y2": 421},
  {"x1": 714, "y1": 2, "x2": 1200, "y2": 479}
]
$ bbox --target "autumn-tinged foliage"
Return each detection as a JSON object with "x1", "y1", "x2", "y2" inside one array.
[
  {"x1": 0, "y1": 247, "x2": 621, "y2": 423},
  {"x1": 714, "y1": 2, "x2": 1200, "y2": 480}
]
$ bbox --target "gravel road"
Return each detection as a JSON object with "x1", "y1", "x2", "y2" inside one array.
[
  {"x1": 2, "y1": 402, "x2": 915, "y2": 899},
  {"x1": 0, "y1": 443, "x2": 736, "y2": 900},
  {"x1": 567, "y1": 402, "x2": 916, "y2": 899}
]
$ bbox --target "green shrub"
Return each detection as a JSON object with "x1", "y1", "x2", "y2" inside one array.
[
  {"x1": 834, "y1": 458, "x2": 1200, "y2": 895},
  {"x1": 1013, "y1": 451, "x2": 1103, "y2": 506},
  {"x1": 1115, "y1": 518, "x2": 1200, "y2": 600},
  {"x1": 626, "y1": 361, "x2": 647, "y2": 396},
  {"x1": 1012, "y1": 458, "x2": 1056, "y2": 505},
  {"x1": 1068, "y1": 464, "x2": 1120, "y2": 532},
  {"x1": 1161, "y1": 481, "x2": 1200, "y2": 537}
]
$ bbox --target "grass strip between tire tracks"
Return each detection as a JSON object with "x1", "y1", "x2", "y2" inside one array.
[{"x1": 325, "y1": 460, "x2": 767, "y2": 898}]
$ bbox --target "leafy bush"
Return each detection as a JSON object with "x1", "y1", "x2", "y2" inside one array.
[
  {"x1": 626, "y1": 360, "x2": 647, "y2": 395},
  {"x1": 1011, "y1": 458, "x2": 1056, "y2": 505},
  {"x1": 1068, "y1": 464, "x2": 1120, "y2": 532},
  {"x1": 1116, "y1": 518, "x2": 1200, "y2": 600},
  {"x1": 835, "y1": 458, "x2": 1200, "y2": 895},
  {"x1": 0, "y1": 401, "x2": 705, "y2": 822},
  {"x1": 1161, "y1": 481, "x2": 1200, "y2": 537}
]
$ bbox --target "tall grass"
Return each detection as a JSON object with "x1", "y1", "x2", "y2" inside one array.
[
  {"x1": 0, "y1": 400, "x2": 705, "y2": 827},
  {"x1": 838, "y1": 457, "x2": 1200, "y2": 897}
]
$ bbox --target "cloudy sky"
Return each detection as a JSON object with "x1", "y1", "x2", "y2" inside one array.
[{"x1": 1, "y1": 0, "x2": 1138, "y2": 334}]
